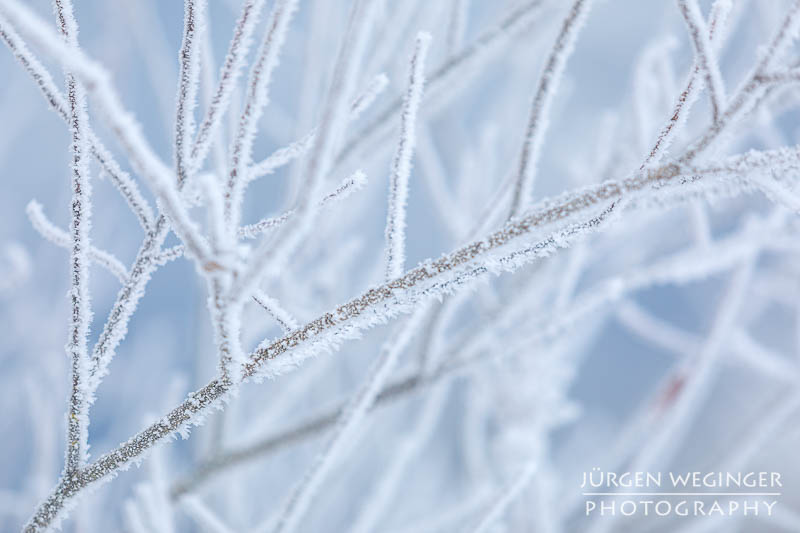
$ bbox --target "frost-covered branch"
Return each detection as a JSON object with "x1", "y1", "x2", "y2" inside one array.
[
  {"x1": 640, "y1": 0, "x2": 730, "y2": 169},
  {"x1": 170, "y1": 207, "x2": 794, "y2": 496},
  {"x1": 240, "y1": 169, "x2": 367, "y2": 239},
  {"x1": 506, "y1": 0, "x2": 594, "y2": 219},
  {"x1": 677, "y1": 0, "x2": 726, "y2": 124}
]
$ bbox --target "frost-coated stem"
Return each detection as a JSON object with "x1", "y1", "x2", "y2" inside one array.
[
  {"x1": 0, "y1": 17, "x2": 155, "y2": 231},
  {"x1": 228, "y1": 0, "x2": 379, "y2": 304},
  {"x1": 175, "y1": 0, "x2": 206, "y2": 185},
  {"x1": 506, "y1": 0, "x2": 593, "y2": 220},
  {"x1": 26, "y1": 201, "x2": 129, "y2": 282},
  {"x1": 384, "y1": 32, "x2": 431, "y2": 281},
  {"x1": 640, "y1": 0, "x2": 731, "y2": 169},
  {"x1": 253, "y1": 290, "x2": 299, "y2": 334},
  {"x1": 53, "y1": 0, "x2": 93, "y2": 477},
  {"x1": 248, "y1": 73, "x2": 388, "y2": 181},
  {"x1": 240, "y1": 169, "x2": 367, "y2": 239},
  {"x1": 190, "y1": 0, "x2": 267, "y2": 174},
  {"x1": 677, "y1": 0, "x2": 726, "y2": 124},
  {"x1": 226, "y1": 0, "x2": 299, "y2": 228},
  {"x1": 270, "y1": 313, "x2": 426, "y2": 533},
  {"x1": 168, "y1": 170, "x2": 367, "y2": 254}
]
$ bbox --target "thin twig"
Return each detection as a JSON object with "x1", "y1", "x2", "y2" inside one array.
[
  {"x1": 190, "y1": 0, "x2": 268, "y2": 175},
  {"x1": 26, "y1": 201, "x2": 129, "y2": 282},
  {"x1": 175, "y1": 0, "x2": 207, "y2": 185},
  {"x1": 507, "y1": 0, "x2": 594, "y2": 219},
  {"x1": 384, "y1": 32, "x2": 431, "y2": 280},
  {"x1": 241, "y1": 169, "x2": 367, "y2": 239},
  {"x1": 677, "y1": 0, "x2": 727, "y2": 124},
  {"x1": 252, "y1": 290, "x2": 299, "y2": 334}
]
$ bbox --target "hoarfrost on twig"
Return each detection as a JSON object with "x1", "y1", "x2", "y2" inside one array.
[{"x1": 384, "y1": 32, "x2": 431, "y2": 281}]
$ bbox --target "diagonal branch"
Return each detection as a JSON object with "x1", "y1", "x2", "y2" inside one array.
[{"x1": 171, "y1": 206, "x2": 795, "y2": 497}]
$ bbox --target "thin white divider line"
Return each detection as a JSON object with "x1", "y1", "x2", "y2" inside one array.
[{"x1": 582, "y1": 492, "x2": 782, "y2": 496}]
